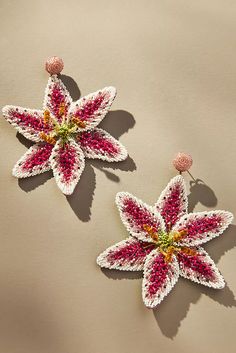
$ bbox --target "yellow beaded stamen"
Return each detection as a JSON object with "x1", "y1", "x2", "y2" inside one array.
[
  {"x1": 143, "y1": 224, "x2": 159, "y2": 242},
  {"x1": 172, "y1": 229, "x2": 188, "y2": 242},
  {"x1": 160, "y1": 246, "x2": 179, "y2": 262},
  {"x1": 40, "y1": 132, "x2": 56, "y2": 145},
  {"x1": 71, "y1": 116, "x2": 87, "y2": 129},
  {"x1": 59, "y1": 102, "x2": 66, "y2": 117},
  {"x1": 180, "y1": 247, "x2": 197, "y2": 257},
  {"x1": 43, "y1": 110, "x2": 51, "y2": 124}
]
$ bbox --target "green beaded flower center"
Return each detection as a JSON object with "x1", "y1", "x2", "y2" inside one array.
[
  {"x1": 157, "y1": 230, "x2": 175, "y2": 250},
  {"x1": 56, "y1": 123, "x2": 76, "y2": 142}
]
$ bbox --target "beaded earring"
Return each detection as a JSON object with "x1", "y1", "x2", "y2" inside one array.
[
  {"x1": 2, "y1": 56, "x2": 128, "y2": 195},
  {"x1": 97, "y1": 154, "x2": 233, "y2": 308}
]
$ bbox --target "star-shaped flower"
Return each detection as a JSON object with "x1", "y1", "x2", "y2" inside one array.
[
  {"x1": 2, "y1": 75, "x2": 128, "y2": 194},
  {"x1": 97, "y1": 175, "x2": 233, "y2": 308}
]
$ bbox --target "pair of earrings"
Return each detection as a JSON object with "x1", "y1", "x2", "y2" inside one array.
[{"x1": 2, "y1": 57, "x2": 233, "y2": 309}]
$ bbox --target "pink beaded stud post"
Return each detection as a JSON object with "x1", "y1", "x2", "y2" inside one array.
[
  {"x1": 45, "y1": 56, "x2": 64, "y2": 75},
  {"x1": 172, "y1": 152, "x2": 193, "y2": 172}
]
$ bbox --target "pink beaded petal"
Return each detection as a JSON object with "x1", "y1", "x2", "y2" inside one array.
[
  {"x1": 97, "y1": 237, "x2": 156, "y2": 271},
  {"x1": 50, "y1": 139, "x2": 85, "y2": 195},
  {"x1": 43, "y1": 75, "x2": 72, "y2": 123},
  {"x1": 173, "y1": 210, "x2": 233, "y2": 246},
  {"x1": 116, "y1": 192, "x2": 165, "y2": 243},
  {"x1": 177, "y1": 247, "x2": 225, "y2": 288},
  {"x1": 79, "y1": 128, "x2": 127, "y2": 162},
  {"x1": 142, "y1": 250, "x2": 179, "y2": 308},
  {"x1": 68, "y1": 87, "x2": 116, "y2": 131},
  {"x1": 12, "y1": 143, "x2": 53, "y2": 177},
  {"x1": 155, "y1": 175, "x2": 188, "y2": 231},
  {"x1": 2, "y1": 106, "x2": 52, "y2": 143}
]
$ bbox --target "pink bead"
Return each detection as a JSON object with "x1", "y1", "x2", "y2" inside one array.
[
  {"x1": 173, "y1": 152, "x2": 193, "y2": 172},
  {"x1": 45, "y1": 56, "x2": 64, "y2": 75},
  {"x1": 80, "y1": 131, "x2": 118, "y2": 156}
]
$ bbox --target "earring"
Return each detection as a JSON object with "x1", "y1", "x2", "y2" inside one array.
[
  {"x1": 2, "y1": 56, "x2": 128, "y2": 195},
  {"x1": 97, "y1": 153, "x2": 233, "y2": 309}
]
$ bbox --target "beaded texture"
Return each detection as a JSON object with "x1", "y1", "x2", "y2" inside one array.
[
  {"x1": 2, "y1": 75, "x2": 128, "y2": 195},
  {"x1": 172, "y1": 152, "x2": 193, "y2": 172},
  {"x1": 97, "y1": 175, "x2": 233, "y2": 308},
  {"x1": 45, "y1": 56, "x2": 64, "y2": 75}
]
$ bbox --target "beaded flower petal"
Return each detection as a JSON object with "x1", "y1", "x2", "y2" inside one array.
[
  {"x1": 2, "y1": 75, "x2": 128, "y2": 195},
  {"x1": 97, "y1": 175, "x2": 233, "y2": 308}
]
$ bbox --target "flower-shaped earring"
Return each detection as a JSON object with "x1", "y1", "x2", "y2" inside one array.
[
  {"x1": 2, "y1": 56, "x2": 128, "y2": 195},
  {"x1": 97, "y1": 153, "x2": 233, "y2": 308}
]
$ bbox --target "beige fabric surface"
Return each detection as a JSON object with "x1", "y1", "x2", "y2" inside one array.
[{"x1": 0, "y1": 1, "x2": 236, "y2": 352}]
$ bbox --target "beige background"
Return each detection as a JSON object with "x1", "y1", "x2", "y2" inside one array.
[{"x1": 0, "y1": 0, "x2": 236, "y2": 352}]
